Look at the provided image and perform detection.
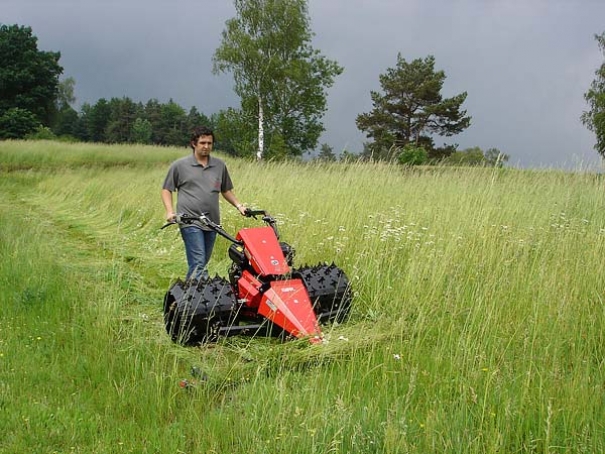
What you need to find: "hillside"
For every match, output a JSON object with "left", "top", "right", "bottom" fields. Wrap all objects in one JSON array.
[{"left": 2, "top": 140, "right": 605, "bottom": 453}]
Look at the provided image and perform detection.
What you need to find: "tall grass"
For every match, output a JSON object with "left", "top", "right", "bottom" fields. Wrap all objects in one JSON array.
[{"left": 1, "top": 140, "right": 605, "bottom": 453}]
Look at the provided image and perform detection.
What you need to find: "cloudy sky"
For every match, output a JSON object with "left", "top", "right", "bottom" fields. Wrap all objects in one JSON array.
[{"left": 4, "top": 0, "right": 605, "bottom": 169}]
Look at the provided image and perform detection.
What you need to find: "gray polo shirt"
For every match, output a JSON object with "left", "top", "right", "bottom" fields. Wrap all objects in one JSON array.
[{"left": 162, "top": 154, "right": 234, "bottom": 228}]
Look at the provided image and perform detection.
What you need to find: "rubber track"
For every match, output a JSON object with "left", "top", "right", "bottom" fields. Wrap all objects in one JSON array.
[
  {"left": 292, "top": 263, "right": 352, "bottom": 323},
  {"left": 163, "top": 275, "right": 236, "bottom": 345}
]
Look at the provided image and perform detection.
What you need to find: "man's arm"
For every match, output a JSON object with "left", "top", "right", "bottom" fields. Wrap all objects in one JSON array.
[
  {"left": 222, "top": 190, "right": 247, "bottom": 216},
  {"left": 161, "top": 189, "right": 176, "bottom": 222}
]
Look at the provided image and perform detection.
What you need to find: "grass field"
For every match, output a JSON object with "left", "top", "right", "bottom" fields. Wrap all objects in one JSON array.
[{"left": 1, "top": 140, "right": 605, "bottom": 453}]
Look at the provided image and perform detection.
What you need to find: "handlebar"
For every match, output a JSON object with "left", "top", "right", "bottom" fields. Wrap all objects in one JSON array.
[
  {"left": 160, "top": 209, "right": 280, "bottom": 241},
  {"left": 161, "top": 213, "right": 240, "bottom": 244},
  {"left": 244, "top": 209, "right": 280, "bottom": 238}
]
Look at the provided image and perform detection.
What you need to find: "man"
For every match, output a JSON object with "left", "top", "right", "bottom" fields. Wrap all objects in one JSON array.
[{"left": 162, "top": 126, "right": 247, "bottom": 282}]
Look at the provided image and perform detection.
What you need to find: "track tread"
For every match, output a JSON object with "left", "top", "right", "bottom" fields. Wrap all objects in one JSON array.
[
  {"left": 292, "top": 262, "right": 352, "bottom": 323},
  {"left": 163, "top": 275, "right": 236, "bottom": 345}
]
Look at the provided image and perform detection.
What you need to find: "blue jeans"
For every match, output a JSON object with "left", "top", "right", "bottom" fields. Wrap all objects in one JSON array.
[{"left": 180, "top": 226, "right": 217, "bottom": 281}]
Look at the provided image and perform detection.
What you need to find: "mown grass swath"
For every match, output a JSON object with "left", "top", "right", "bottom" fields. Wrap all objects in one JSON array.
[{"left": 1, "top": 140, "right": 604, "bottom": 453}]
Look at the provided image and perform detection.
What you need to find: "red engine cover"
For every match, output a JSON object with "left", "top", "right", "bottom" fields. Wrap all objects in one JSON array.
[{"left": 237, "top": 226, "right": 290, "bottom": 276}]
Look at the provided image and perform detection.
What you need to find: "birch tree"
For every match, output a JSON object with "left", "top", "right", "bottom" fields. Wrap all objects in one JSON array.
[{"left": 213, "top": 0, "right": 342, "bottom": 159}]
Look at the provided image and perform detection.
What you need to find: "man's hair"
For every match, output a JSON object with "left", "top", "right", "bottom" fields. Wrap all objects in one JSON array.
[{"left": 190, "top": 126, "right": 215, "bottom": 149}]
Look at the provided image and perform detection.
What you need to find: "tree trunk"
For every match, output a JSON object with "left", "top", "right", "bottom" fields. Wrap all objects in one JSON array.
[{"left": 257, "top": 96, "right": 264, "bottom": 160}]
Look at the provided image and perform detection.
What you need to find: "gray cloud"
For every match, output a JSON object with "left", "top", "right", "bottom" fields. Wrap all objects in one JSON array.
[{"left": 4, "top": 0, "right": 604, "bottom": 168}]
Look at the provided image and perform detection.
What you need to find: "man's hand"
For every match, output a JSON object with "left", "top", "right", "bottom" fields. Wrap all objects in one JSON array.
[{"left": 236, "top": 204, "right": 247, "bottom": 216}]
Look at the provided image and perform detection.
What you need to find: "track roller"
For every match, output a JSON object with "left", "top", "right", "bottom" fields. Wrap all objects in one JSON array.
[{"left": 163, "top": 276, "right": 236, "bottom": 345}]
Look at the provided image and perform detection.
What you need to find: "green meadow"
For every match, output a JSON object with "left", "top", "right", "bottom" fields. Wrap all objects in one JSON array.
[{"left": 1, "top": 140, "right": 605, "bottom": 453}]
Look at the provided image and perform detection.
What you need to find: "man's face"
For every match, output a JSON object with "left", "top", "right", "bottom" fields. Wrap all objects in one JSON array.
[{"left": 193, "top": 135, "right": 213, "bottom": 157}]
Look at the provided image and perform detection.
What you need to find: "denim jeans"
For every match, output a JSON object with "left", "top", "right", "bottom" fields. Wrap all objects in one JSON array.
[{"left": 180, "top": 226, "right": 217, "bottom": 281}]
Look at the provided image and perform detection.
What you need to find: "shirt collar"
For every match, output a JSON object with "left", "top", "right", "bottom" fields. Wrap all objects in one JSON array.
[{"left": 189, "top": 153, "right": 213, "bottom": 168}]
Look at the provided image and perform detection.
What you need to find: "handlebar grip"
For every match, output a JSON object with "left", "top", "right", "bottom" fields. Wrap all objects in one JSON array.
[
  {"left": 244, "top": 209, "right": 266, "bottom": 218},
  {"left": 177, "top": 214, "right": 191, "bottom": 223}
]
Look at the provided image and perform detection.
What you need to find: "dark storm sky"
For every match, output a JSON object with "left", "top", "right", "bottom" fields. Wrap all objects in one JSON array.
[{"left": 4, "top": 0, "right": 605, "bottom": 169}]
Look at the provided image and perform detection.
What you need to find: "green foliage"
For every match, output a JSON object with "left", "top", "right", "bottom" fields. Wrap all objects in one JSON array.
[
  {"left": 429, "top": 141, "right": 458, "bottom": 161},
  {"left": 214, "top": 107, "right": 257, "bottom": 157},
  {"left": 105, "top": 97, "right": 140, "bottom": 143},
  {"left": 0, "top": 24, "right": 63, "bottom": 125},
  {"left": 442, "top": 146, "right": 510, "bottom": 167},
  {"left": 52, "top": 104, "right": 81, "bottom": 138},
  {"left": 0, "top": 107, "right": 41, "bottom": 139},
  {"left": 359, "top": 142, "right": 401, "bottom": 162},
  {"left": 156, "top": 100, "right": 188, "bottom": 146},
  {"left": 55, "top": 76, "right": 76, "bottom": 109},
  {"left": 80, "top": 98, "right": 111, "bottom": 142},
  {"left": 397, "top": 143, "right": 428, "bottom": 166},
  {"left": 484, "top": 147, "right": 509, "bottom": 167},
  {"left": 74, "top": 97, "right": 200, "bottom": 147},
  {"left": 444, "top": 146, "right": 486, "bottom": 166},
  {"left": 316, "top": 143, "right": 336, "bottom": 162},
  {"left": 186, "top": 106, "right": 212, "bottom": 136},
  {"left": 339, "top": 149, "right": 357, "bottom": 162},
  {"left": 131, "top": 118, "right": 153, "bottom": 144},
  {"left": 265, "top": 131, "right": 289, "bottom": 160},
  {"left": 356, "top": 54, "right": 471, "bottom": 154},
  {"left": 213, "top": 0, "right": 343, "bottom": 158},
  {"left": 581, "top": 31, "right": 605, "bottom": 157},
  {"left": 144, "top": 98, "right": 164, "bottom": 143},
  {"left": 25, "top": 125, "right": 56, "bottom": 140}
]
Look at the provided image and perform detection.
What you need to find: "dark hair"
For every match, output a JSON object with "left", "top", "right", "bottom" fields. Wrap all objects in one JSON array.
[{"left": 190, "top": 126, "right": 215, "bottom": 149}]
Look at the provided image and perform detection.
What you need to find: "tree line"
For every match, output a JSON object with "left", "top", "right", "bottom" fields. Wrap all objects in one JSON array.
[
  {"left": 2, "top": 3, "right": 604, "bottom": 165},
  {"left": 53, "top": 95, "right": 214, "bottom": 148}
]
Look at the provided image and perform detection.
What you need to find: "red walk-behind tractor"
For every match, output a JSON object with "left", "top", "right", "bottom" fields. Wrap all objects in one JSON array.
[{"left": 162, "top": 210, "right": 352, "bottom": 345}]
